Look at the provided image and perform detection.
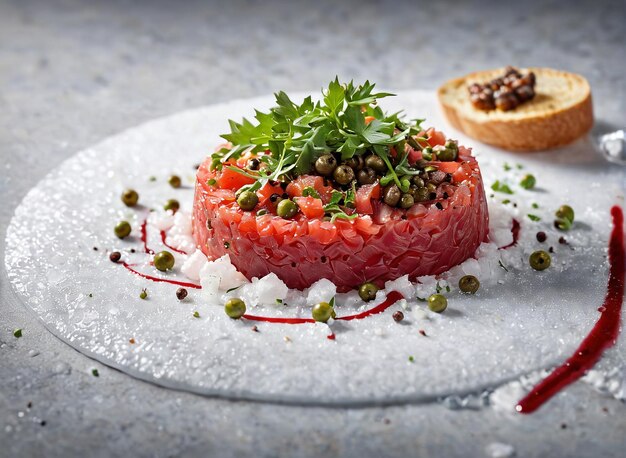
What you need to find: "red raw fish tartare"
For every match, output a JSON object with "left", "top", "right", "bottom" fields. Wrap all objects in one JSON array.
[{"left": 192, "top": 80, "right": 489, "bottom": 292}]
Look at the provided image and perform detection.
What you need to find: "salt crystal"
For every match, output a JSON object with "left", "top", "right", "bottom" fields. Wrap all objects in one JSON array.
[
  {"left": 384, "top": 275, "right": 415, "bottom": 299},
  {"left": 181, "top": 250, "right": 208, "bottom": 281},
  {"left": 199, "top": 254, "right": 248, "bottom": 291},
  {"left": 254, "top": 273, "right": 289, "bottom": 305},
  {"left": 306, "top": 278, "right": 337, "bottom": 305}
]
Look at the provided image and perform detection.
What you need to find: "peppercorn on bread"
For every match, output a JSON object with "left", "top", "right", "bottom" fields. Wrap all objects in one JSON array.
[{"left": 438, "top": 67, "right": 593, "bottom": 151}]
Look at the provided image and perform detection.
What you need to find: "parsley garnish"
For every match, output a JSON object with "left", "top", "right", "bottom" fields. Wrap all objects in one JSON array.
[
  {"left": 212, "top": 79, "right": 424, "bottom": 193},
  {"left": 491, "top": 180, "right": 514, "bottom": 195},
  {"left": 527, "top": 214, "right": 541, "bottom": 222}
]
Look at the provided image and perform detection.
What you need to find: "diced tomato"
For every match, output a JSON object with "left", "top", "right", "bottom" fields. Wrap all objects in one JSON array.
[
  {"left": 294, "top": 197, "right": 325, "bottom": 219},
  {"left": 426, "top": 128, "right": 446, "bottom": 147},
  {"left": 355, "top": 183, "right": 381, "bottom": 215},
  {"left": 238, "top": 212, "right": 257, "bottom": 233},
  {"left": 308, "top": 219, "right": 337, "bottom": 244},
  {"left": 437, "top": 161, "right": 460, "bottom": 174},
  {"left": 452, "top": 162, "right": 473, "bottom": 183},
  {"left": 353, "top": 215, "right": 381, "bottom": 235},
  {"left": 216, "top": 167, "right": 256, "bottom": 190},
  {"left": 286, "top": 176, "right": 335, "bottom": 203},
  {"left": 407, "top": 146, "right": 420, "bottom": 164},
  {"left": 257, "top": 181, "right": 284, "bottom": 206}
]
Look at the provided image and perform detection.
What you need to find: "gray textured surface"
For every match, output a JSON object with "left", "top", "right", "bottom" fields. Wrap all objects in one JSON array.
[{"left": 0, "top": 0, "right": 624, "bottom": 457}]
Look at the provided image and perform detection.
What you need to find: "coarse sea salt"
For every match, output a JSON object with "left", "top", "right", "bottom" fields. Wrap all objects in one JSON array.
[{"left": 167, "top": 197, "right": 516, "bottom": 308}]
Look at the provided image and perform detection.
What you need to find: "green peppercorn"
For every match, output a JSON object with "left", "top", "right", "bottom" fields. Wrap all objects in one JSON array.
[
  {"left": 458, "top": 275, "right": 480, "bottom": 294},
  {"left": 333, "top": 164, "right": 355, "bottom": 185},
  {"left": 314, "top": 154, "right": 337, "bottom": 176},
  {"left": 358, "top": 282, "right": 379, "bottom": 302},
  {"left": 529, "top": 250, "right": 551, "bottom": 271},
  {"left": 437, "top": 145, "right": 457, "bottom": 162},
  {"left": 164, "top": 199, "right": 180, "bottom": 212},
  {"left": 428, "top": 294, "right": 448, "bottom": 313},
  {"left": 168, "top": 175, "right": 182, "bottom": 188},
  {"left": 412, "top": 176, "right": 425, "bottom": 188},
  {"left": 357, "top": 167, "right": 377, "bottom": 185},
  {"left": 365, "top": 154, "right": 386, "bottom": 173},
  {"left": 114, "top": 221, "right": 132, "bottom": 239},
  {"left": 520, "top": 174, "right": 536, "bottom": 190},
  {"left": 312, "top": 301, "right": 334, "bottom": 323},
  {"left": 225, "top": 298, "right": 246, "bottom": 319},
  {"left": 237, "top": 190, "right": 259, "bottom": 211},
  {"left": 421, "top": 147, "right": 433, "bottom": 161},
  {"left": 399, "top": 193, "right": 415, "bottom": 209},
  {"left": 414, "top": 187, "right": 430, "bottom": 202},
  {"left": 277, "top": 199, "right": 298, "bottom": 219},
  {"left": 154, "top": 250, "right": 175, "bottom": 272},
  {"left": 121, "top": 189, "right": 139, "bottom": 207},
  {"left": 383, "top": 184, "right": 401, "bottom": 206},
  {"left": 555, "top": 205, "right": 575, "bottom": 230}
]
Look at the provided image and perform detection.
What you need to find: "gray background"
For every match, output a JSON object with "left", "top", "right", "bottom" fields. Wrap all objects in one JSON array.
[{"left": 1, "top": 0, "right": 624, "bottom": 457}]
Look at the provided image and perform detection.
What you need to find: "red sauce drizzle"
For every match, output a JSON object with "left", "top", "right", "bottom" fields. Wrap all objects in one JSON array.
[
  {"left": 242, "top": 291, "right": 404, "bottom": 324},
  {"left": 160, "top": 230, "right": 187, "bottom": 255},
  {"left": 500, "top": 218, "right": 521, "bottom": 250},
  {"left": 140, "top": 220, "right": 154, "bottom": 255},
  {"left": 122, "top": 262, "right": 201, "bottom": 289},
  {"left": 516, "top": 205, "right": 625, "bottom": 414}
]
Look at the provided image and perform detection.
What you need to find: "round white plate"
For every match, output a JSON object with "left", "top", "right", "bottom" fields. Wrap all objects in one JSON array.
[{"left": 5, "top": 91, "right": 624, "bottom": 405}]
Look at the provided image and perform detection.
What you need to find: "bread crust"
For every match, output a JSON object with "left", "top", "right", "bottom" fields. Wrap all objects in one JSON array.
[{"left": 437, "top": 68, "right": 594, "bottom": 151}]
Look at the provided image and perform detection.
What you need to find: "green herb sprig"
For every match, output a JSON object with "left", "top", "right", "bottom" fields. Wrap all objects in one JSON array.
[{"left": 213, "top": 79, "right": 424, "bottom": 194}]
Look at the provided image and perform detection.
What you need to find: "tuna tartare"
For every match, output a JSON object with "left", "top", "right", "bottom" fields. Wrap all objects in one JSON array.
[{"left": 192, "top": 80, "right": 489, "bottom": 292}]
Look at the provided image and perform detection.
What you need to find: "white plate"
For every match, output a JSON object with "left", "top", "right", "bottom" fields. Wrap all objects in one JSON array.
[{"left": 5, "top": 91, "right": 624, "bottom": 405}]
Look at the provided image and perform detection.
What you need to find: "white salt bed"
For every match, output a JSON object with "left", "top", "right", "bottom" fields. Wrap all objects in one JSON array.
[{"left": 6, "top": 90, "right": 623, "bottom": 406}]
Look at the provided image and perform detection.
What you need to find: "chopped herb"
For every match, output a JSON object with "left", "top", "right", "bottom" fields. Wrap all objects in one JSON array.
[
  {"left": 193, "top": 311, "right": 200, "bottom": 318},
  {"left": 226, "top": 286, "right": 241, "bottom": 293},
  {"left": 408, "top": 356, "right": 415, "bottom": 363},
  {"left": 498, "top": 260, "right": 509, "bottom": 272},
  {"left": 302, "top": 186, "right": 320, "bottom": 198},
  {"left": 139, "top": 288, "right": 148, "bottom": 300},
  {"left": 329, "top": 297, "right": 336, "bottom": 308},
  {"left": 149, "top": 176, "right": 156, "bottom": 182},
  {"left": 211, "top": 79, "right": 424, "bottom": 191},
  {"left": 276, "top": 298, "right": 283, "bottom": 304},
  {"left": 503, "top": 162, "right": 512, "bottom": 171},
  {"left": 491, "top": 180, "right": 514, "bottom": 194},
  {"left": 516, "top": 164, "right": 523, "bottom": 170},
  {"left": 502, "top": 199, "right": 511, "bottom": 205},
  {"left": 445, "top": 285, "right": 451, "bottom": 293},
  {"left": 532, "top": 202, "right": 539, "bottom": 209},
  {"left": 13, "top": 328, "right": 22, "bottom": 338},
  {"left": 207, "top": 178, "right": 217, "bottom": 186},
  {"left": 88, "top": 293, "right": 93, "bottom": 298},
  {"left": 91, "top": 369, "right": 99, "bottom": 377},
  {"left": 527, "top": 214, "right": 541, "bottom": 222}
]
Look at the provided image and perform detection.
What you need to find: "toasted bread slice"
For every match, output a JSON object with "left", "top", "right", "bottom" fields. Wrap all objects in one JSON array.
[{"left": 438, "top": 67, "right": 593, "bottom": 151}]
